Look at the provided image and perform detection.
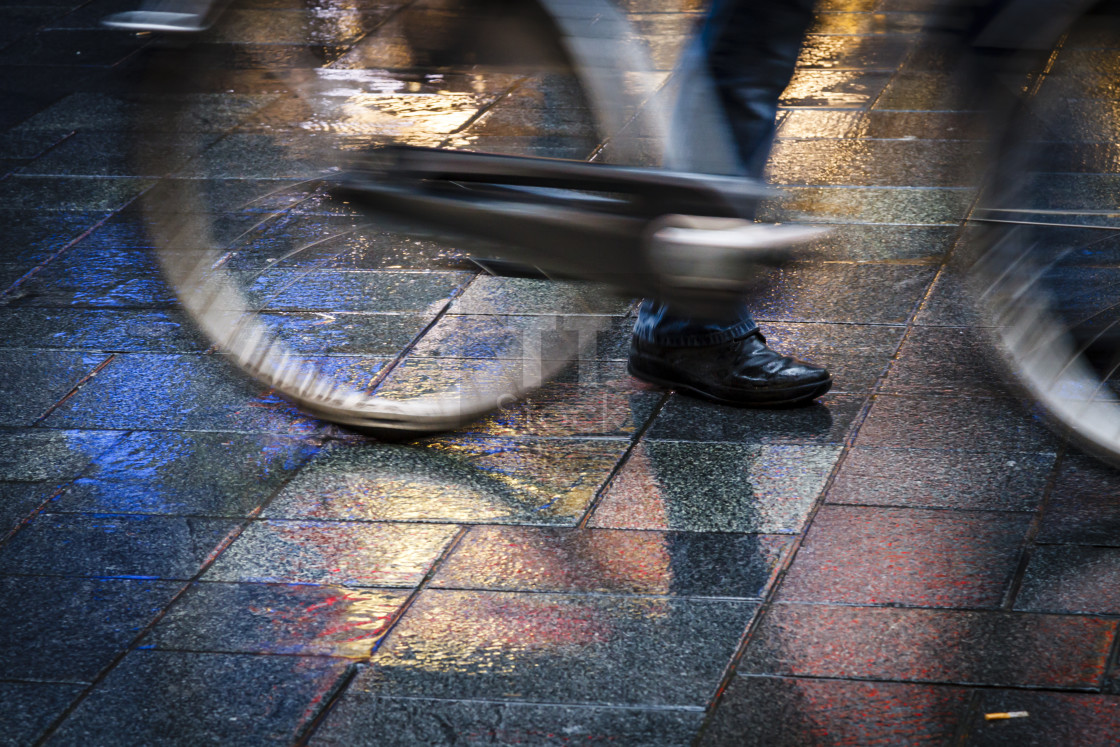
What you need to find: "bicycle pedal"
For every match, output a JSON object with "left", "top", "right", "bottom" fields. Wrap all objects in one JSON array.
[{"left": 648, "top": 215, "right": 830, "bottom": 287}]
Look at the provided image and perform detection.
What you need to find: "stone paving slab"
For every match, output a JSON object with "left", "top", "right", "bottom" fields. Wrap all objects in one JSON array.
[{"left": 4, "top": 0, "right": 1120, "bottom": 744}]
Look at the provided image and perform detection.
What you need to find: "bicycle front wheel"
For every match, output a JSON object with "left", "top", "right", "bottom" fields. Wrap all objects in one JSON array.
[{"left": 134, "top": 0, "right": 678, "bottom": 435}]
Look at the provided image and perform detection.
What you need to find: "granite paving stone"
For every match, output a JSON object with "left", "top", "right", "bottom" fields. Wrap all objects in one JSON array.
[
  {"left": 827, "top": 447, "right": 1056, "bottom": 510},
  {"left": 18, "top": 131, "right": 213, "bottom": 178},
  {"left": 448, "top": 275, "right": 633, "bottom": 316},
  {"left": 265, "top": 438, "right": 628, "bottom": 525},
  {"left": 41, "top": 354, "right": 326, "bottom": 434},
  {"left": 1036, "top": 453, "right": 1120, "bottom": 546},
  {"left": 356, "top": 589, "right": 757, "bottom": 707},
  {"left": 760, "top": 186, "right": 973, "bottom": 225},
  {"left": 1015, "top": 546, "right": 1120, "bottom": 615},
  {"left": 242, "top": 269, "right": 471, "bottom": 313},
  {"left": 796, "top": 34, "right": 913, "bottom": 70},
  {"left": 749, "top": 263, "right": 937, "bottom": 324},
  {"left": 855, "top": 394, "right": 1061, "bottom": 452},
  {"left": 431, "top": 526, "right": 793, "bottom": 598},
  {"left": 53, "top": 431, "right": 320, "bottom": 517},
  {"left": 144, "top": 581, "right": 410, "bottom": 657},
  {"left": 0, "top": 428, "right": 123, "bottom": 481},
  {"left": 780, "top": 70, "right": 893, "bottom": 108},
  {"left": 778, "top": 505, "right": 1032, "bottom": 608},
  {"left": 203, "top": 519, "right": 459, "bottom": 587},
  {"left": 777, "top": 110, "right": 983, "bottom": 140},
  {"left": 461, "top": 381, "right": 664, "bottom": 439},
  {"left": 0, "top": 29, "right": 146, "bottom": 67},
  {"left": 645, "top": 393, "right": 861, "bottom": 444},
  {"left": 0, "top": 309, "right": 210, "bottom": 352},
  {"left": 408, "top": 313, "right": 630, "bottom": 361},
  {"left": 0, "top": 513, "right": 239, "bottom": 579},
  {"left": 809, "top": 10, "right": 928, "bottom": 35},
  {"left": 590, "top": 441, "right": 841, "bottom": 534},
  {"left": 911, "top": 268, "right": 984, "bottom": 326},
  {"left": 0, "top": 575, "right": 179, "bottom": 681},
  {"left": 251, "top": 311, "right": 431, "bottom": 356},
  {"left": 0, "top": 682, "right": 85, "bottom": 747},
  {"left": 176, "top": 133, "right": 333, "bottom": 180},
  {"left": 0, "top": 350, "right": 108, "bottom": 426},
  {"left": 882, "top": 326, "right": 1011, "bottom": 396},
  {"left": 795, "top": 224, "right": 957, "bottom": 262},
  {"left": 9, "top": 91, "right": 276, "bottom": 134},
  {"left": 701, "top": 676, "right": 968, "bottom": 746},
  {"left": 739, "top": 603, "right": 1116, "bottom": 688},
  {"left": 48, "top": 650, "right": 350, "bottom": 747},
  {"left": 874, "top": 71, "right": 969, "bottom": 111},
  {"left": 1, "top": 244, "right": 176, "bottom": 308},
  {"left": 0, "top": 210, "right": 108, "bottom": 266},
  {"left": 0, "top": 175, "right": 151, "bottom": 212},
  {"left": 767, "top": 139, "right": 980, "bottom": 187},
  {"left": 0, "top": 481, "right": 59, "bottom": 537},
  {"left": 0, "top": 264, "right": 29, "bottom": 294},
  {"left": 312, "top": 695, "right": 703, "bottom": 746}
]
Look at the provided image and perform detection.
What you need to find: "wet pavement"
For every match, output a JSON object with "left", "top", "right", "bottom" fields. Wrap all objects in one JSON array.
[{"left": 4, "top": 0, "right": 1120, "bottom": 745}]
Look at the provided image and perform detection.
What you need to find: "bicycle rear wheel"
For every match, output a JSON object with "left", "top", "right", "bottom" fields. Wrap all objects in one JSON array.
[
  {"left": 967, "top": 1, "right": 1120, "bottom": 465},
  {"left": 135, "top": 0, "right": 677, "bottom": 435}
]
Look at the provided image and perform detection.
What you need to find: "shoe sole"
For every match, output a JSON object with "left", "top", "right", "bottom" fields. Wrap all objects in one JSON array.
[{"left": 628, "top": 361, "right": 832, "bottom": 408}]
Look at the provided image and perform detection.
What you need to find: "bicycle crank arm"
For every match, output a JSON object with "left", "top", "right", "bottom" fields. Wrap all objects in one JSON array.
[
  {"left": 334, "top": 171, "right": 827, "bottom": 321},
  {"left": 346, "top": 145, "right": 775, "bottom": 219}
]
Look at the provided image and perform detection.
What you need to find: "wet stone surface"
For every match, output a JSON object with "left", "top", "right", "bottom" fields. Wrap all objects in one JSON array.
[
  {"left": 778, "top": 505, "right": 1032, "bottom": 608},
  {"left": 1036, "top": 454, "right": 1120, "bottom": 546},
  {"left": 48, "top": 650, "right": 350, "bottom": 747},
  {"left": 265, "top": 438, "right": 628, "bottom": 525},
  {"left": 54, "top": 431, "right": 320, "bottom": 517},
  {"left": 0, "top": 350, "right": 108, "bottom": 426},
  {"left": 204, "top": 519, "right": 459, "bottom": 587},
  {"left": 358, "top": 589, "right": 757, "bottom": 707},
  {"left": 0, "top": 575, "right": 180, "bottom": 682},
  {"left": 431, "top": 526, "right": 793, "bottom": 598},
  {"left": 6, "top": 0, "right": 1120, "bottom": 742},
  {"left": 145, "top": 581, "right": 410, "bottom": 657},
  {"left": 644, "top": 393, "right": 862, "bottom": 445},
  {"left": 41, "top": 354, "right": 327, "bottom": 434},
  {"left": 967, "top": 690, "right": 1120, "bottom": 746},
  {"left": 740, "top": 603, "right": 1116, "bottom": 688},
  {"left": 0, "top": 513, "right": 239, "bottom": 579},
  {"left": 590, "top": 441, "right": 841, "bottom": 533},
  {"left": 702, "top": 676, "right": 968, "bottom": 747},
  {"left": 1015, "top": 545, "right": 1120, "bottom": 615},
  {"left": 855, "top": 395, "right": 1061, "bottom": 453},
  {"left": 312, "top": 694, "right": 704, "bottom": 747},
  {"left": 827, "top": 447, "right": 1056, "bottom": 511},
  {"left": 0, "top": 681, "right": 85, "bottom": 747}
]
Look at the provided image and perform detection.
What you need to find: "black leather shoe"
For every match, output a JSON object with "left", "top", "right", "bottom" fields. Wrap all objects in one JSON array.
[{"left": 628, "top": 329, "right": 831, "bottom": 407}]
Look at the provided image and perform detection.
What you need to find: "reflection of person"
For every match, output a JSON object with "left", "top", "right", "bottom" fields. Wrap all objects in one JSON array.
[{"left": 628, "top": 0, "right": 832, "bottom": 407}]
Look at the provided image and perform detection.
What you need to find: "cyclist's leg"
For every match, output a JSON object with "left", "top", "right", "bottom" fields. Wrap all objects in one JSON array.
[{"left": 630, "top": 0, "right": 830, "bottom": 407}]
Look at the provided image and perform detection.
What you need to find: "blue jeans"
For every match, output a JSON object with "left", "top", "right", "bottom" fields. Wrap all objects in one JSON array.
[{"left": 634, "top": 0, "right": 815, "bottom": 347}]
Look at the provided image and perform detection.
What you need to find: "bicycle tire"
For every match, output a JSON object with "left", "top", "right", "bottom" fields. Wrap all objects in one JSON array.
[{"left": 966, "top": 1, "right": 1120, "bottom": 465}]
